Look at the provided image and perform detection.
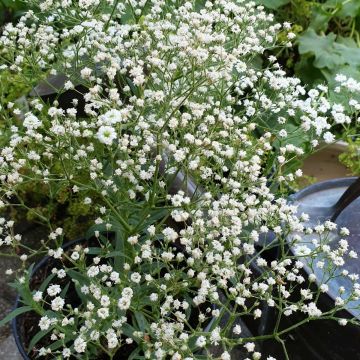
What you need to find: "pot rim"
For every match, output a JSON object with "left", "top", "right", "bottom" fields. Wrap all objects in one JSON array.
[
  {"left": 11, "top": 236, "right": 217, "bottom": 359},
  {"left": 12, "top": 237, "right": 84, "bottom": 360},
  {"left": 288, "top": 177, "right": 359, "bottom": 318}
]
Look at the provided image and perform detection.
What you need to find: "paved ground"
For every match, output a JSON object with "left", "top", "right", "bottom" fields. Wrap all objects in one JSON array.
[
  {"left": 0, "top": 335, "right": 22, "bottom": 360},
  {"left": 0, "top": 223, "right": 48, "bottom": 360},
  {"left": 0, "top": 271, "right": 22, "bottom": 359}
]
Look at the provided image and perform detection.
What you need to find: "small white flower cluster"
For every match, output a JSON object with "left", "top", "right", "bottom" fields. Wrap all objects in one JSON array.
[{"left": 0, "top": 0, "right": 359, "bottom": 359}]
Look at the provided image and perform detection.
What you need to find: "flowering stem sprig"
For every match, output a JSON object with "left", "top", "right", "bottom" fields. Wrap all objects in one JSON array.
[{"left": 0, "top": 0, "right": 360, "bottom": 359}]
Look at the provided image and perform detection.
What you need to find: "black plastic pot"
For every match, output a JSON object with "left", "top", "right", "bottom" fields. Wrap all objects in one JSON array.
[
  {"left": 289, "top": 177, "right": 360, "bottom": 317},
  {"left": 12, "top": 238, "right": 83, "bottom": 360},
  {"left": 261, "top": 177, "right": 360, "bottom": 359},
  {"left": 11, "top": 236, "right": 220, "bottom": 359}
]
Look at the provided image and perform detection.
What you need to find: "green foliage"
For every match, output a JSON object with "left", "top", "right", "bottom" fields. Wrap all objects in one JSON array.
[
  {"left": 256, "top": 0, "right": 360, "bottom": 173},
  {"left": 0, "top": 0, "right": 28, "bottom": 26},
  {"left": 339, "top": 137, "right": 360, "bottom": 175},
  {"left": 299, "top": 30, "right": 342, "bottom": 69},
  {"left": 0, "top": 70, "right": 31, "bottom": 104},
  {"left": 257, "top": 0, "right": 360, "bottom": 93},
  {"left": 255, "top": 0, "right": 290, "bottom": 10},
  {"left": 11, "top": 176, "right": 98, "bottom": 240}
]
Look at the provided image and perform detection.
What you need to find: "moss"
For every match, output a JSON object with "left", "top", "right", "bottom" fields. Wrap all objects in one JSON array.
[
  {"left": 0, "top": 70, "right": 31, "bottom": 104},
  {"left": 339, "top": 138, "right": 360, "bottom": 175}
]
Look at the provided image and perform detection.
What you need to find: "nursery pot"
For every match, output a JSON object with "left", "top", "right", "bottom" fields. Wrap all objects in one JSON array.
[
  {"left": 12, "top": 237, "right": 83, "bottom": 360},
  {"left": 11, "top": 237, "right": 140, "bottom": 360},
  {"left": 276, "top": 177, "right": 360, "bottom": 359},
  {"left": 11, "top": 236, "right": 219, "bottom": 360},
  {"left": 162, "top": 162, "right": 360, "bottom": 358},
  {"left": 251, "top": 177, "right": 360, "bottom": 359}
]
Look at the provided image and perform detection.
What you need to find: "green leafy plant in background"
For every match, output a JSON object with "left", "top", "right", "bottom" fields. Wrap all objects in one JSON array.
[
  {"left": 255, "top": 0, "right": 360, "bottom": 177},
  {"left": 0, "top": 0, "right": 29, "bottom": 27},
  {"left": 255, "top": 0, "right": 360, "bottom": 95},
  {"left": 339, "top": 136, "right": 360, "bottom": 175},
  {"left": 0, "top": 0, "right": 99, "bottom": 241}
]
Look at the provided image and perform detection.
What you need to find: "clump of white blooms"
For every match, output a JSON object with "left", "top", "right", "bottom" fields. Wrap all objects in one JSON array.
[{"left": 0, "top": 0, "right": 360, "bottom": 359}]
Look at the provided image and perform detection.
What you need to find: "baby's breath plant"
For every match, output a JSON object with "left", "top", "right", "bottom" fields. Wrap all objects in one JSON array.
[{"left": 0, "top": 0, "right": 360, "bottom": 359}]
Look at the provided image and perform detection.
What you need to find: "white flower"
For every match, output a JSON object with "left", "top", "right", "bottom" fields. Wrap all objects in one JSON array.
[
  {"left": 80, "top": 67, "right": 92, "bottom": 79},
  {"left": 87, "top": 266, "right": 99, "bottom": 277},
  {"left": 305, "top": 302, "right": 322, "bottom": 317},
  {"left": 340, "top": 227, "right": 350, "bottom": 236},
  {"left": 90, "top": 331, "right": 100, "bottom": 341},
  {"left": 106, "top": 330, "right": 119, "bottom": 349},
  {"left": 278, "top": 129, "right": 287, "bottom": 138},
  {"left": 323, "top": 131, "right": 335, "bottom": 144},
  {"left": 253, "top": 309, "right": 262, "bottom": 319},
  {"left": 127, "top": 235, "right": 139, "bottom": 245},
  {"left": 221, "top": 351, "right": 231, "bottom": 360},
  {"left": 97, "top": 307, "right": 109, "bottom": 319},
  {"left": 349, "top": 250, "right": 358, "bottom": 259},
  {"left": 118, "top": 287, "right": 133, "bottom": 310},
  {"left": 64, "top": 81, "right": 74, "bottom": 90},
  {"left": 335, "top": 74, "right": 347, "bottom": 83},
  {"left": 62, "top": 348, "right": 71, "bottom": 358},
  {"left": 74, "top": 336, "right": 87, "bottom": 353},
  {"left": 244, "top": 342, "right": 255, "bottom": 352},
  {"left": 33, "top": 291, "right": 43, "bottom": 302},
  {"left": 83, "top": 197, "right": 92, "bottom": 205},
  {"left": 210, "top": 327, "right": 221, "bottom": 345},
  {"left": 39, "top": 316, "right": 51, "bottom": 330},
  {"left": 320, "top": 284, "right": 329, "bottom": 293},
  {"left": 101, "top": 295, "right": 110, "bottom": 307},
  {"left": 335, "top": 297, "right": 345, "bottom": 306},
  {"left": 162, "top": 227, "right": 178, "bottom": 242},
  {"left": 71, "top": 251, "right": 80, "bottom": 260},
  {"left": 150, "top": 293, "right": 158, "bottom": 301},
  {"left": 97, "top": 125, "right": 116, "bottom": 145},
  {"left": 23, "top": 113, "right": 41, "bottom": 129},
  {"left": 196, "top": 336, "right": 206, "bottom": 348},
  {"left": 99, "top": 109, "right": 123, "bottom": 125},
  {"left": 51, "top": 296, "right": 65, "bottom": 311},
  {"left": 47, "top": 284, "right": 61, "bottom": 297},
  {"left": 130, "top": 272, "right": 141, "bottom": 283},
  {"left": 338, "top": 319, "right": 348, "bottom": 326},
  {"left": 48, "top": 248, "right": 63, "bottom": 259},
  {"left": 233, "top": 324, "right": 242, "bottom": 335}
]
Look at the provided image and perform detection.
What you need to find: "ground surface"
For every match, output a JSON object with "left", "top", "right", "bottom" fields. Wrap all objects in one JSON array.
[{"left": 0, "top": 223, "right": 48, "bottom": 360}]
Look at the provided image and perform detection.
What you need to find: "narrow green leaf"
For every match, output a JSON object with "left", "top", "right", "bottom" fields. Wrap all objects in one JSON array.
[
  {"left": 121, "top": 323, "right": 137, "bottom": 340},
  {"left": 128, "top": 347, "right": 142, "bottom": 360},
  {"left": 28, "top": 328, "right": 54, "bottom": 350},
  {"left": 85, "top": 224, "right": 108, "bottom": 239},
  {"left": 134, "top": 311, "right": 149, "bottom": 332},
  {"left": 67, "top": 269, "right": 90, "bottom": 285},
  {"left": 86, "top": 247, "right": 102, "bottom": 255},
  {"left": 49, "top": 339, "right": 65, "bottom": 351},
  {"left": 60, "top": 282, "right": 70, "bottom": 298},
  {"left": 105, "top": 251, "right": 132, "bottom": 262},
  {"left": 114, "top": 230, "right": 125, "bottom": 272},
  {"left": 39, "top": 273, "right": 56, "bottom": 292},
  {"left": 0, "top": 306, "right": 32, "bottom": 327}
]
